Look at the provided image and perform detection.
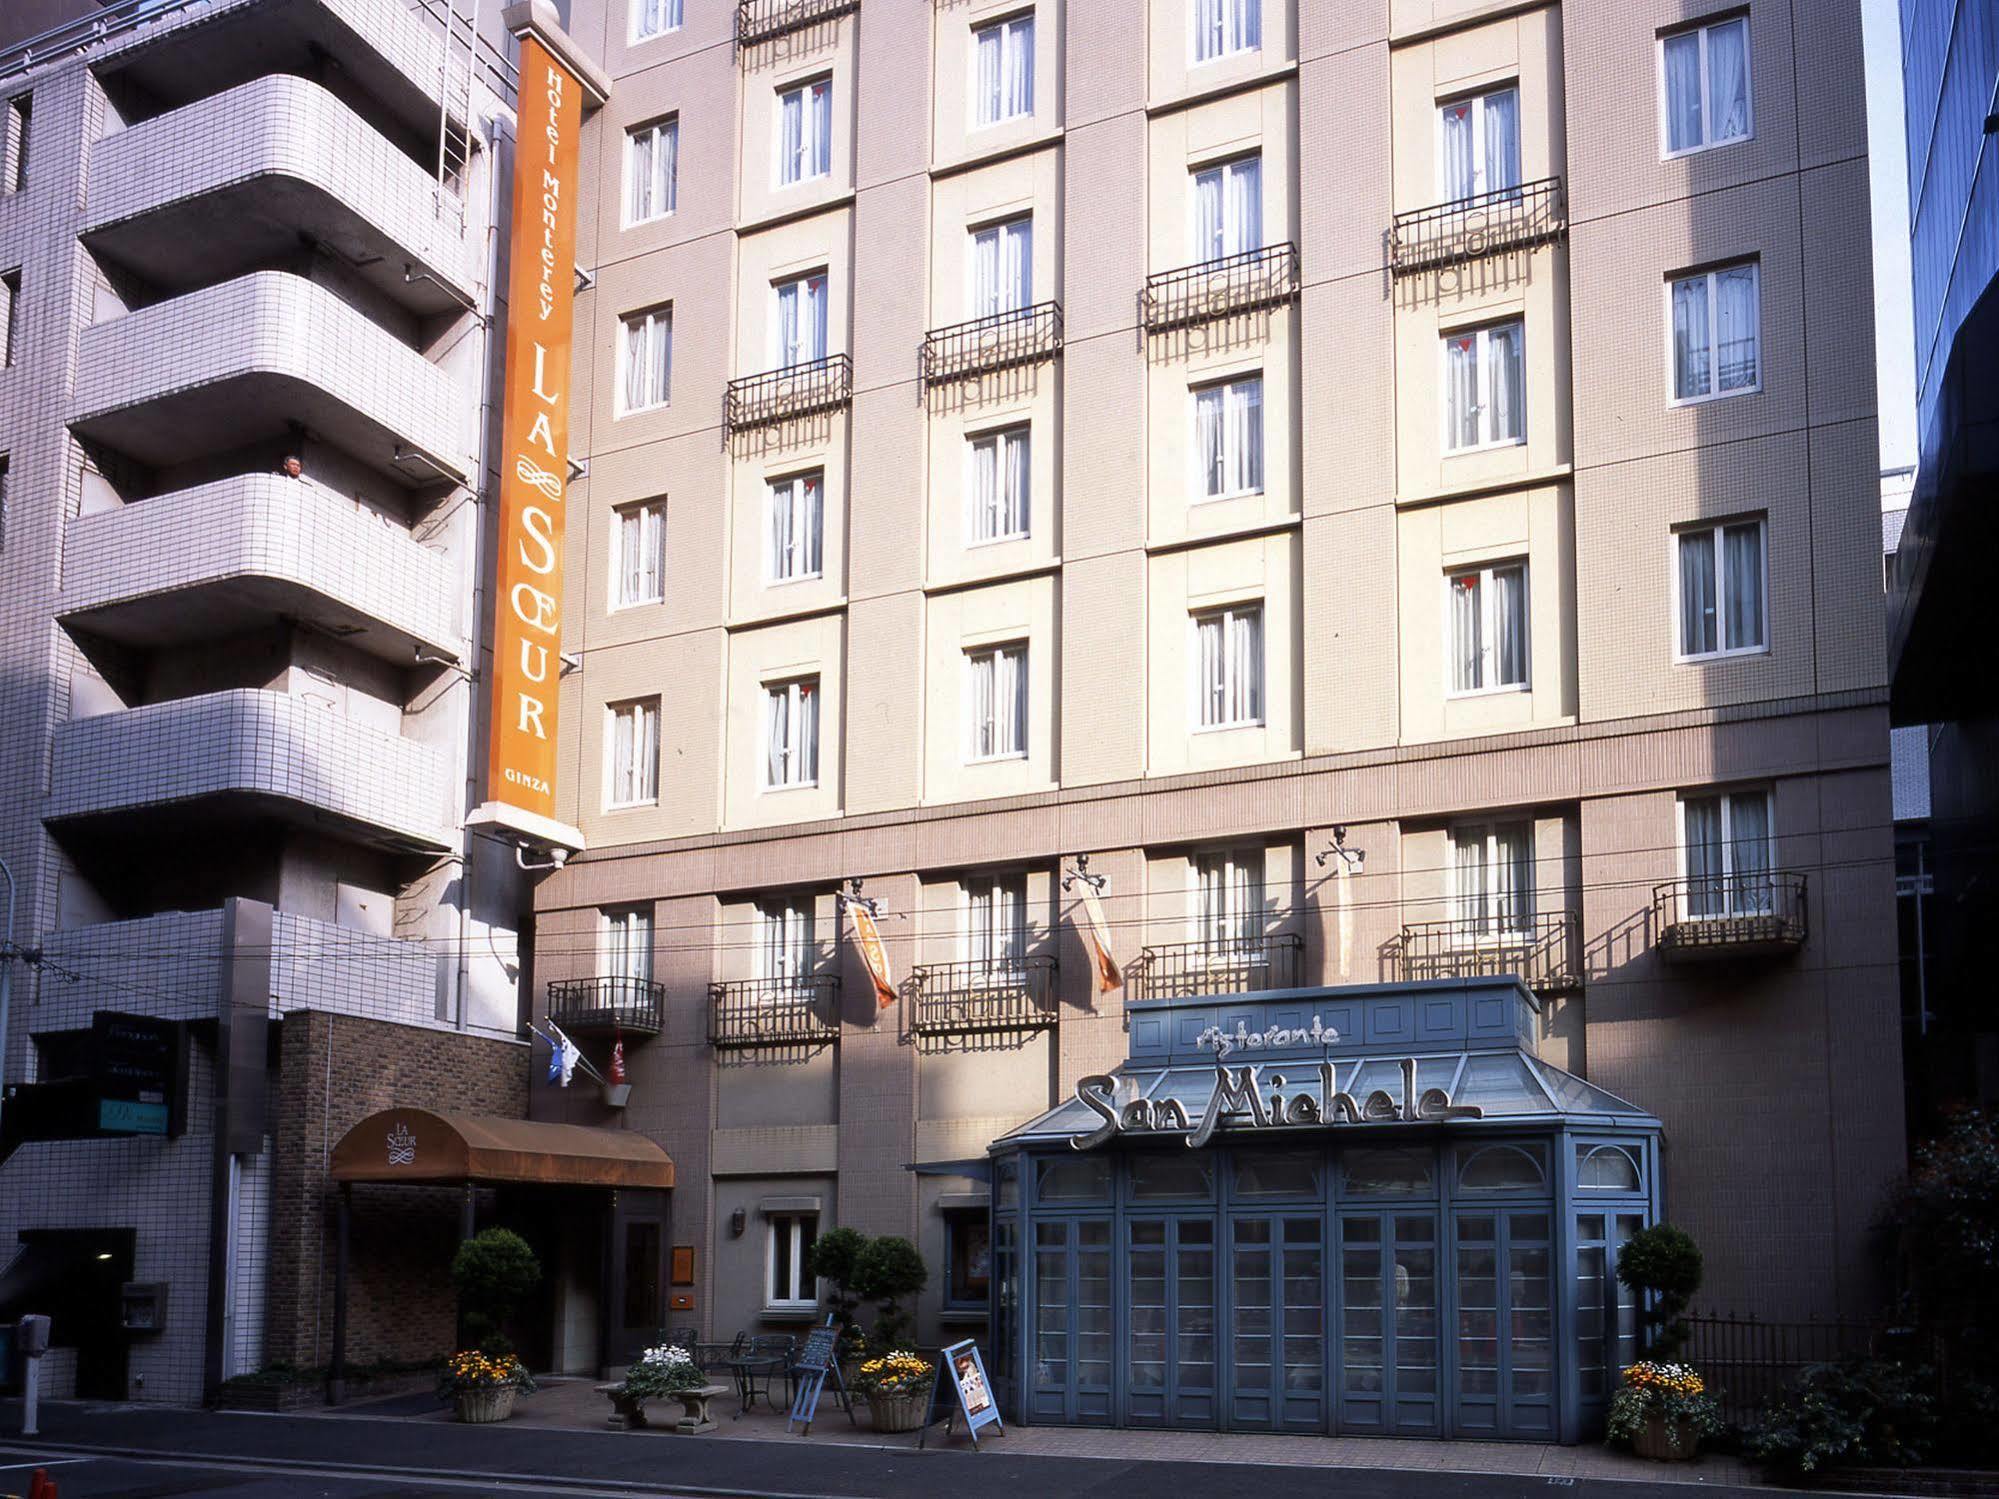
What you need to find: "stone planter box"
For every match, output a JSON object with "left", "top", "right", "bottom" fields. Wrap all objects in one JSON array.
[
  {"left": 867, "top": 1391, "right": 928, "bottom": 1432},
  {"left": 453, "top": 1385, "right": 519, "bottom": 1424}
]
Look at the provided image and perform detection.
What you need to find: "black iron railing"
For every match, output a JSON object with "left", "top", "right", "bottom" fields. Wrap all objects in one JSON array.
[
  {"left": 546, "top": 975, "right": 667, "bottom": 1038},
  {"left": 1389, "top": 178, "right": 1567, "bottom": 278},
  {"left": 909, "top": 956, "right": 1057, "bottom": 1036},
  {"left": 723, "top": 355, "right": 851, "bottom": 443},
  {"left": 1125, "top": 933, "right": 1303, "bottom": 1006},
  {"left": 1653, "top": 872, "right": 1808, "bottom": 961},
  {"left": 1140, "top": 243, "right": 1299, "bottom": 336},
  {"left": 1394, "top": 913, "right": 1580, "bottom": 994},
  {"left": 736, "top": 0, "right": 858, "bottom": 48},
  {"left": 920, "top": 302, "right": 1063, "bottom": 386},
  {"left": 708, "top": 975, "right": 841, "bottom": 1048},
  {"left": 1682, "top": 1311, "right": 1930, "bottom": 1428}
]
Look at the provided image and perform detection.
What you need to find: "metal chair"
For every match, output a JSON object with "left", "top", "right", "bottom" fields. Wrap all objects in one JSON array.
[{"left": 744, "top": 1333, "right": 796, "bottom": 1411}]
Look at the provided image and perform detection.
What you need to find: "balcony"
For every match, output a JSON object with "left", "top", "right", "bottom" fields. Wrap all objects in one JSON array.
[
  {"left": 83, "top": 75, "right": 477, "bottom": 316},
  {"left": 1392, "top": 914, "right": 1581, "bottom": 995},
  {"left": 908, "top": 956, "right": 1057, "bottom": 1038},
  {"left": 709, "top": 976, "right": 841, "bottom": 1048},
  {"left": 58, "top": 476, "right": 461, "bottom": 665},
  {"left": 45, "top": 689, "right": 452, "bottom": 853},
  {"left": 723, "top": 355, "right": 852, "bottom": 445},
  {"left": 1653, "top": 874, "right": 1809, "bottom": 962},
  {"left": 920, "top": 304, "right": 1063, "bottom": 387},
  {"left": 71, "top": 272, "right": 468, "bottom": 487},
  {"left": 1125, "top": 934, "right": 1304, "bottom": 1006},
  {"left": 547, "top": 976, "right": 667, "bottom": 1039},
  {"left": 1140, "top": 243, "right": 1300, "bottom": 336},
  {"left": 736, "top": 0, "right": 858, "bottom": 50},
  {"left": 1389, "top": 178, "right": 1567, "bottom": 279}
]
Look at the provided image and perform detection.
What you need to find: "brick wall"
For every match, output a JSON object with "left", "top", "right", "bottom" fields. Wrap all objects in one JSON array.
[{"left": 264, "top": 1011, "right": 530, "bottom": 1373}]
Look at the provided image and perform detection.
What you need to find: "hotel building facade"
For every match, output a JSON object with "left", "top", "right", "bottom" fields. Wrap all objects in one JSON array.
[{"left": 528, "top": 0, "right": 1906, "bottom": 1439}]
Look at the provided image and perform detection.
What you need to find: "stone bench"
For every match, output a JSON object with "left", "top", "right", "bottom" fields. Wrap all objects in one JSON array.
[{"left": 596, "top": 1380, "right": 730, "bottom": 1434}]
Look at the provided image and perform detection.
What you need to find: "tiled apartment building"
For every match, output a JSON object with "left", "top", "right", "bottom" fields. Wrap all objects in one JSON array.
[{"left": 529, "top": 0, "right": 1904, "bottom": 1429}]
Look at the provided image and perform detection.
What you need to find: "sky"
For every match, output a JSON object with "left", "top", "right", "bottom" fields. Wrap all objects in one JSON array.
[{"left": 1862, "top": 0, "right": 1918, "bottom": 476}]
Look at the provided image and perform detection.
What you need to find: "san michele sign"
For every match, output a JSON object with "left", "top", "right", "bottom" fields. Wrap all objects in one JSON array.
[{"left": 1069, "top": 1057, "right": 1484, "bottom": 1151}]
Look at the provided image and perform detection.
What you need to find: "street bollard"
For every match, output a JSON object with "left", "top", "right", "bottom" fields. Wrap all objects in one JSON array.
[{"left": 17, "top": 1315, "right": 48, "bottom": 1439}]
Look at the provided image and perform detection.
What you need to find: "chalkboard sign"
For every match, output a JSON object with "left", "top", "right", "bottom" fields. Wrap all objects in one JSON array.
[
  {"left": 796, "top": 1322, "right": 839, "bottom": 1372},
  {"left": 786, "top": 1316, "right": 854, "bottom": 1436},
  {"left": 918, "top": 1339, "right": 1002, "bottom": 1449}
]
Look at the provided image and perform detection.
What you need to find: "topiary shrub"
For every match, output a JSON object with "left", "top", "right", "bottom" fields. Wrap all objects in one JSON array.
[
  {"left": 1617, "top": 1223, "right": 1703, "bottom": 1358},
  {"left": 805, "top": 1226, "right": 870, "bottom": 1350},
  {"left": 450, "top": 1227, "right": 541, "bottom": 1357},
  {"left": 853, "top": 1235, "right": 928, "bottom": 1354}
]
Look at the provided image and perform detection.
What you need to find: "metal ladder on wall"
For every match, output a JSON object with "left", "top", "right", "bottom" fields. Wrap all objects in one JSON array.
[{"left": 432, "top": 0, "right": 480, "bottom": 227}]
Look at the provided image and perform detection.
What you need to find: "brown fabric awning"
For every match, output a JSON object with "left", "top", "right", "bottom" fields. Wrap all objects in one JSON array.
[{"left": 330, "top": 1107, "right": 674, "bottom": 1189}]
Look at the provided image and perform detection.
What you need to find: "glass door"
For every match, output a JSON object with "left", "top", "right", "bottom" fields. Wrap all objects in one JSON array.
[
  {"left": 1227, "top": 1214, "right": 1326, "bottom": 1430},
  {"left": 1338, "top": 1212, "right": 1440, "bottom": 1434},
  {"left": 1028, "top": 1218, "right": 1114, "bottom": 1424},
  {"left": 1454, "top": 1210, "right": 1556, "bottom": 1437},
  {"left": 1124, "top": 1218, "right": 1217, "bottom": 1427}
]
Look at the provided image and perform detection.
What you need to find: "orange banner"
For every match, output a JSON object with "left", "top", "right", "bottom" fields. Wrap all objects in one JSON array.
[
  {"left": 487, "top": 35, "right": 583, "bottom": 828},
  {"left": 848, "top": 902, "right": 898, "bottom": 1011},
  {"left": 1078, "top": 884, "right": 1123, "bottom": 994}
]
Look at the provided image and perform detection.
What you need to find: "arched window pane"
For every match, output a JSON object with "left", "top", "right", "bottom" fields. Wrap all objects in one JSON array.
[
  {"left": 1341, "top": 1147, "right": 1435, "bottom": 1196},
  {"left": 1576, "top": 1145, "right": 1643, "bottom": 1192},
  {"left": 1455, "top": 1143, "right": 1548, "bottom": 1192}
]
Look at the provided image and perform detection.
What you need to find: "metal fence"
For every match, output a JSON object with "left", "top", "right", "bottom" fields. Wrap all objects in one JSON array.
[
  {"left": 919, "top": 302, "right": 1063, "bottom": 386},
  {"left": 723, "top": 355, "right": 852, "bottom": 443},
  {"left": 1388, "top": 177, "right": 1567, "bottom": 277},
  {"left": 1680, "top": 1311, "right": 1925, "bottom": 1427},
  {"left": 736, "top": 0, "right": 860, "bottom": 49},
  {"left": 708, "top": 976, "right": 841, "bottom": 1048},
  {"left": 1653, "top": 872, "right": 1808, "bottom": 961},
  {"left": 546, "top": 975, "right": 667, "bottom": 1037},
  {"left": 1125, "top": 933, "right": 1304, "bottom": 1007},
  {"left": 908, "top": 956, "right": 1058, "bottom": 1037},
  {"left": 1140, "top": 242, "right": 1300, "bottom": 335},
  {"left": 1392, "top": 913, "right": 1580, "bottom": 994}
]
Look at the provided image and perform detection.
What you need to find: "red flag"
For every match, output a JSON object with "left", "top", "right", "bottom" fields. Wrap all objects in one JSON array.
[
  {"left": 610, "top": 1032, "right": 627, "bottom": 1085},
  {"left": 1077, "top": 884, "right": 1123, "bottom": 994},
  {"left": 848, "top": 901, "right": 897, "bottom": 1011}
]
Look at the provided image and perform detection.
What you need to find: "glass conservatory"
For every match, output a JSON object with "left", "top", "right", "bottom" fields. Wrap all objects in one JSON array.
[{"left": 985, "top": 977, "right": 1661, "bottom": 1443}]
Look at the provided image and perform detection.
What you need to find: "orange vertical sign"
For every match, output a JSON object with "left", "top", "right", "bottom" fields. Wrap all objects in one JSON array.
[{"left": 488, "top": 35, "right": 583, "bottom": 829}]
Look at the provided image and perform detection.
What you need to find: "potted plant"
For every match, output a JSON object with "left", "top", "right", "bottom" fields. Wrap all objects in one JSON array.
[
  {"left": 1607, "top": 1360, "right": 1722, "bottom": 1459},
  {"left": 852, "top": 1235, "right": 928, "bottom": 1355},
  {"left": 437, "top": 1349, "right": 536, "bottom": 1423},
  {"left": 1615, "top": 1223, "right": 1703, "bottom": 1358},
  {"left": 851, "top": 1349, "right": 934, "bottom": 1432},
  {"left": 450, "top": 1228, "right": 542, "bottom": 1357},
  {"left": 805, "top": 1226, "right": 869, "bottom": 1375}
]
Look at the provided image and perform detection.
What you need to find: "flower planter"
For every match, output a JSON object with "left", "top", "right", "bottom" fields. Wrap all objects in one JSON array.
[
  {"left": 867, "top": 1391, "right": 928, "bottom": 1432},
  {"left": 454, "top": 1385, "right": 519, "bottom": 1424},
  {"left": 1633, "top": 1413, "right": 1697, "bottom": 1461}
]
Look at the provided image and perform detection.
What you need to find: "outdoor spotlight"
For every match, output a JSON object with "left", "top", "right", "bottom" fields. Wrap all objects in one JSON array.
[{"left": 730, "top": 1207, "right": 747, "bottom": 1238}]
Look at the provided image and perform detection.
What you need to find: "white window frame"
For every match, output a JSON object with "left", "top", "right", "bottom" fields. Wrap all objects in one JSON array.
[
  {"left": 1676, "top": 788, "right": 1775, "bottom": 921},
  {"left": 771, "top": 270, "right": 830, "bottom": 371},
  {"left": 970, "top": 10, "right": 1035, "bottom": 129},
  {"left": 755, "top": 896, "right": 816, "bottom": 983},
  {"left": 1672, "top": 517, "right": 1769, "bottom": 662},
  {"left": 962, "top": 873, "right": 1029, "bottom": 970},
  {"left": 599, "top": 906, "right": 653, "bottom": 981},
  {"left": 617, "top": 304, "right": 672, "bottom": 415},
  {"left": 1189, "top": 153, "right": 1263, "bottom": 263},
  {"left": 1665, "top": 262, "right": 1761, "bottom": 406},
  {"left": 762, "top": 676, "right": 820, "bottom": 791},
  {"left": 765, "top": 469, "right": 825, "bottom": 585},
  {"left": 966, "top": 215, "right": 1033, "bottom": 321},
  {"left": 776, "top": 75, "right": 833, "bottom": 187},
  {"left": 610, "top": 499, "right": 667, "bottom": 610},
  {"left": 963, "top": 642, "right": 1029, "bottom": 763},
  {"left": 1444, "top": 561, "right": 1531, "bottom": 697},
  {"left": 628, "top": 0, "right": 682, "bottom": 44},
  {"left": 1189, "top": 848, "right": 1266, "bottom": 957},
  {"left": 1191, "top": 0, "right": 1261, "bottom": 66},
  {"left": 765, "top": 1211, "right": 819, "bottom": 1311},
  {"left": 1436, "top": 85, "right": 1521, "bottom": 203},
  {"left": 603, "top": 698, "right": 660, "bottom": 810},
  {"left": 1189, "top": 602, "right": 1265, "bottom": 732},
  {"left": 1448, "top": 820, "right": 1536, "bottom": 941},
  {"left": 624, "top": 116, "right": 678, "bottom": 226},
  {"left": 1189, "top": 372, "right": 1264, "bottom": 503},
  {"left": 1657, "top": 15, "right": 1753, "bottom": 160},
  {"left": 965, "top": 423, "right": 1031, "bottom": 545},
  {"left": 1441, "top": 319, "right": 1526, "bottom": 453}
]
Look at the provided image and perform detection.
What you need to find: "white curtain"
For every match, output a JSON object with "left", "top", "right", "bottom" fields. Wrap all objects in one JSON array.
[
  {"left": 1441, "top": 101, "right": 1474, "bottom": 201},
  {"left": 618, "top": 506, "right": 662, "bottom": 604},
  {"left": 1489, "top": 323, "right": 1523, "bottom": 442},
  {"left": 1723, "top": 523, "right": 1763, "bottom": 650},
  {"left": 1200, "top": 606, "right": 1264, "bottom": 725},
  {"left": 768, "top": 474, "right": 821, "bottom": 581},
  {"left": 1224, "top": 156, "right": 1262, "bottom": 255},
  {"left": 1195, "top": 384, "right": 1225, "bottom": 495},
  {"left": 997, "top": 646, "right": 1025, "bottom": 755},
  {"left": 967, "top": 651, "right": 995, "bottom": 758},
  {"left": 1494, "top": 824, "right": 1533, "bottom": 933},
  {"left": 1452, "top": 831, "right": 1487, "bottom": 931},
  {"left": 1003, "top": 15, "right": 1033, "bottom": 119},
  {"left": 612, "top": 701, "right": 656, "bottom": 804},
  {"left": 969, "top": 434, "right": 999, "bottom": 542},
  {"left": 1663, "top": 30, "right": 1703, "bottom": 152},
  {"left": 1196, "top": 378, "right": 1261, "bottom": 496},
  {"left": 780, "top": 86, "right": 804, "bottom": 183},
  {"left": 629, "top": 125, "right": 654, "bottom": 219},
  {"left": 975, "top": 23, "right": 1002, "bottom": 125},
  {"left": 795, "top": 682, "right": 818, "bottom": 783},
  {"left": 809, "top": 82, "right": 831, "bottom": 176},
  {"left": 1198, "top": 854, "right": 1262, "bottom": 952},
  {"left": 1679, "top": 528, "right": 1718, "bottom": 655},
  {"left": 1483, "top": 89, "right": 1520, "bottom": 194},
  {"left": 1493, "top": 565, "right": 1527, "bottom": 686},
  {"left": 1001, "top": 427, "right": 1029, "bottom": 535},
  {"left": 1728, "top": 793, "right": 1772, "bottom": 914},
  {"left": 624, "top": 316, "right": 648, "bottom": 410},
  {"left": 1450, "top": 574, "right": 1483, "bottom": 693},
  {"left": 629, "top": 121, "right": 676, "bottom": 220},
  {"left": 967, "top": 881, "right": 1026, "bottom": 966},
  {"left": 1447, "top": 334, "right": 1478, "bottom": 450},
  {"left": 1672, "top": 275, "right": 1709, "bottom": 399},
  {"left": 1715, "top": 265, "right": 1757, "bottom": 391},
  {"left": 973, "top": 220, "right": 1031, "bottom": 318},
  {"left": 604, "top": 910, "right": 652, "bottom": 980},
  {"left": 1706, "top": 19, "right": 1750, "bottom": 144},
  {"left": 765, "top": 686, "right": 790, "bottom": 786},
  {"left": 759, "top": 902, "right": 812, "bottom": 982},
  {"left": 1194, "top": 166, "right": 1224, "bottom": 262},
  {"left": 776, "top": 277, "right": 826, "bottom": 368},
  {"left": 1683, "top": 798, "right": 1724, "bottom": 917}
]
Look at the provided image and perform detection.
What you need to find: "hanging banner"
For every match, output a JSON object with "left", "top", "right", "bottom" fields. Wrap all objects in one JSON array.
[
  {"left": 486, "top": 33, "right": 583, "bottom": 835},
  {"left": 1076, "top": 884, "right": 1123, "bottom": 994},
  {"left": 848, "top": 902, "right": 897, "bottom": 1011}
]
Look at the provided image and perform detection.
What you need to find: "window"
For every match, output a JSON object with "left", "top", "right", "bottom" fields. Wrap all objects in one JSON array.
[
  {"left": 944, "top": 1212, "right": 992, "bottom": 1311},
  {"left": 1681, "top": 788, "right": 1773, "bottom": 918},
  {"left": 1447, "top": 562, "right": 1529, "bottom": 694},
  {"left": 0, "top": 270, "right": 18, "bottom": 369},
  {"left": 1456, "top": 1142, "right": 1548, "bottom": 1191},
  {"left": 1670, "top": 262, "right": 1759, "bottom": 402},
  {"left": 1192, "top": 374, "right": 1263, "bottom": 499},
  {"left": 1444, "top": 321, "right": 1524, "bottom": 451},
  {"left": 1193, "top": 0, "right": 1259, "bottom": 63},
  {"left": 0, "top": 455, "right": 9, "bottom": 552},
  {"left": 6, "top": 97, "right": 28, "bottom": 194},
  {"left": 763, "top": 677, "right": 820, "bottom": 789},
  {"left": 1192, "top": 603, "right": 1263, "bottom": 729},
  {"left": 629, "top": 0, "right": 681, "bottom": 41},
  {"left": 1192, "top": 154, "right": 1262, "bottom": 261},
  {"left": 605, "top": 698, "right": 660, "bottom": 808},
  {"left": 967, "top": 425, "right": 1030, "bottom": 543},
  {"left": 625, "top": 117, "right": 677, "bottom": 224},
  {"left": 600, "top": 906, "right": 653, "bottom": 981},
  {"left": 1576, "top": 1144, "right": 1643, "bottom": 1192},
  {"left": 1194, "top": 848, "right": 1264, "bottom": 954},
  {"left": 1451, "top": 821, "right": 1535, "bottom": 938},
  {"left": 766, "top": 471, "right": 824, "bottom": 583},
  {"left": 777, "top": 77, "right": 832, "bottom": 185},
  {"left": 964, "top": 874, "right": 1027, "bottom": 969},
  {"left": 1661, "top": 15, "right": 1751, "bottom": 156},
  {"left": 965, "top": 644, "right": 1028, "bottom": 761},
  {"left": 969, "top": 217, "right": 1032, "bottom": 319},
  {"left": 772, "top": 271, "right": 828, "bottom": 369},
  {"left": 619, "top": 304, "right": 671, "bottom": 413},
  {"left": 756, "top": 897, "right": 815, "bottom": 982},
  {"left": 1676, "top": 518, "right": 1766, "bottom": 659},
  {"left": 1440, "top": 87, "right": 1519, "bottom": 202},
  {"left": 973, "top": 12, "right": 1034, "bottom": 127},
  {"left": 612, "top": 501, "right": 666, "bottom": 608},
  {"left": 766, "top": 1211, "right": 818, "bottom": 1310}
]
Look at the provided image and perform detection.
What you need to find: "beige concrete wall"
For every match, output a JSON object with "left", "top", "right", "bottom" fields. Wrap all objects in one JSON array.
[{"left": 931, "top": 0, "right": 1066, "bottom": 170}]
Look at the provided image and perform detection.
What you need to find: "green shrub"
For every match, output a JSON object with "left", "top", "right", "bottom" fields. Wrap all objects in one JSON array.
[
  {"left": 853, "top": 1235, "right": 928, "bottom": 1353},
  {"left": 806, "top": 1225, "right": 870, "bottom": 1342},
  {"left": 1748, "top": 1358, "right": 1936, "bottom": 1476},
  {"left": 450, "top": 1228, "right": 541, "bottom": 1356},
  {"left": 1616, "top": 1223, "right": 1703, "bottom": 1358}
]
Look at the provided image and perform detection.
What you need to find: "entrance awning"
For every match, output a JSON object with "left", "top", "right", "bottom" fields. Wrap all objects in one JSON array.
[{"left": 329, "top": 1107, "right": 674, "bottom": 1189}]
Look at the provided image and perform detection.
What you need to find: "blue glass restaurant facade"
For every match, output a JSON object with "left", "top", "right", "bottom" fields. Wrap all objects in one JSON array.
[{"left": 985, "top": 977, "right": 1660, "bottom": 1443}]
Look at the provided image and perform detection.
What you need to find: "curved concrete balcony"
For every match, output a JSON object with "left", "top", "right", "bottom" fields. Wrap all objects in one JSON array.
[
  {"left": 46, "top": 689, "right": 452, "bottom": 853},
  {"left": 84, "top": 75, "right": 477, "bottom": 316},
  {"left": 59, "top": 476, "right": 461, "bottom": 665},
  {"left": 71, "top": 272, "right": 468, "bottom": 486}
]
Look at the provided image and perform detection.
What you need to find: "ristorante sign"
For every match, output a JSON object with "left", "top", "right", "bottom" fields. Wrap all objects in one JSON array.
[{"left": 487, "top": 33, "right": 583, "bottom": 829}]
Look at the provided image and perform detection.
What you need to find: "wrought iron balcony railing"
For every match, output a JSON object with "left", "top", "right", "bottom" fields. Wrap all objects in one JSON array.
[
  {"left": 1140, "top": 242, "right": 1300, "bottom": 336},
  {"left": 919, "top": 303, "right": 1063, "bottom": 387},
  {"left": 908, "top": 956, "right": 1058, "bottom": 1037},
  {"left": 736, "top": 0, "right": 858, "bottom": 49},
  {"left": 723, "top": 355, "right": 852, "bottom": 443},
  {"left": 1392, "top": 914, "right": 1580, "bottom": 994},
  {"left": 1389, "top": 177, "right": 1567, "bottom": 278},
  {"left": 1653, "top": 873, "right": 1808, "bottom": 962},
  {"left": 546, "top": 975, "right": 667, "bottom": 1038},
  {"left": 1125, "top": 933, "right": 1304, "bottom": 1006},
  {"left": 709, "top": 975, "right": 842, "bottom": 1047}
]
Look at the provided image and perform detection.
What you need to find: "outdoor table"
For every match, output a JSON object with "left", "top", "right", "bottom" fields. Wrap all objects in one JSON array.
[{"left": 722, "top": 1353, "right": 788, "bottom": 1417}]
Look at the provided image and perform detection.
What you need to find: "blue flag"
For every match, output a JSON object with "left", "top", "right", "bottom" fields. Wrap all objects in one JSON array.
[{"left": 546, "top": 1031, "right": 563, "bottom": 1083}]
